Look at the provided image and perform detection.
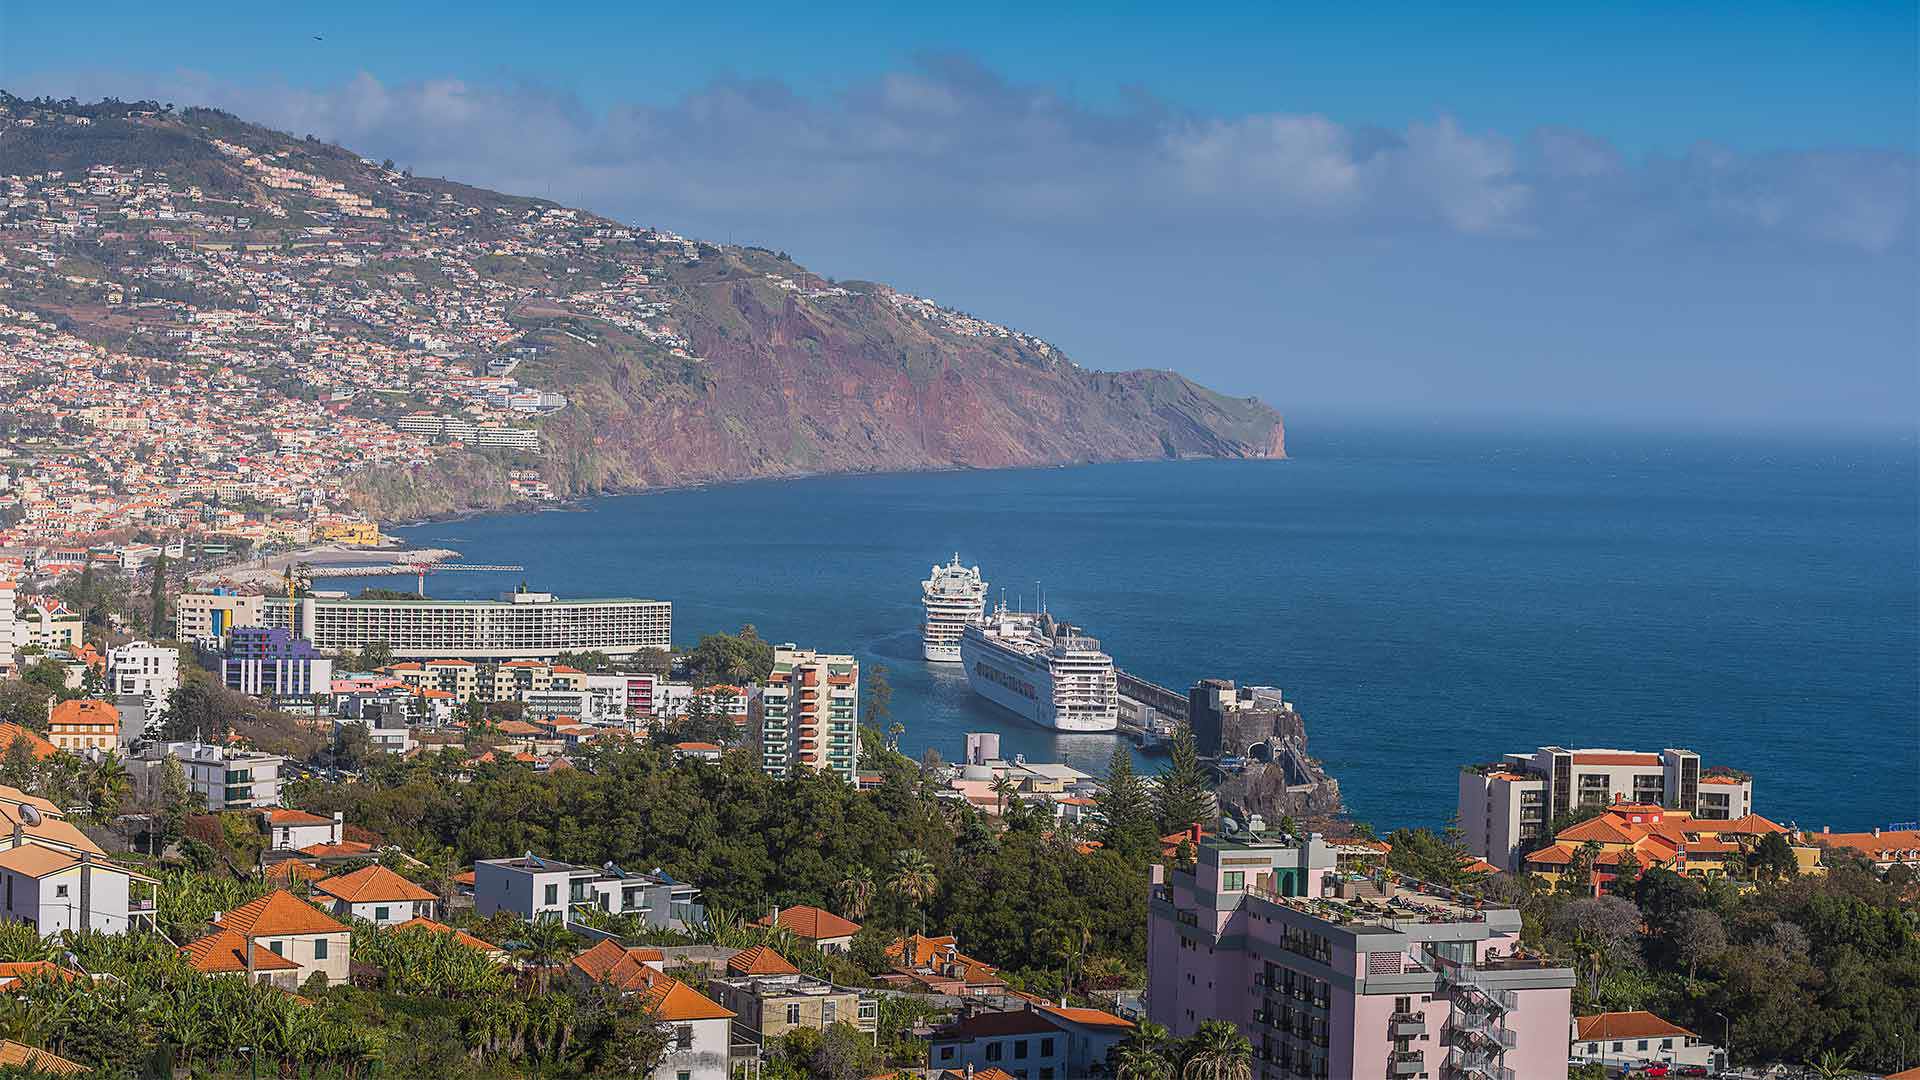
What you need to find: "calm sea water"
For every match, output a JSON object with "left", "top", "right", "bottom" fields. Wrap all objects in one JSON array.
[{"left": 346, "top": 421, "right": 1919, "bottom": 830}]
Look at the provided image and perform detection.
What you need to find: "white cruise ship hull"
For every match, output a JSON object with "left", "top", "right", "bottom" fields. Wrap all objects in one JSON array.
[
  {"left": 961, "top": 633, "right": 1118, "bottom": 732},
  {"left": 923, "top": 642, "right": 962, "bottom": 663}
]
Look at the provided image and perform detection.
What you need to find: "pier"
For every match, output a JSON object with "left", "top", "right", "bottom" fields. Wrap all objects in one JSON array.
[{"left": 1116, "top": 669, "right": 1187, "bottom": 750}]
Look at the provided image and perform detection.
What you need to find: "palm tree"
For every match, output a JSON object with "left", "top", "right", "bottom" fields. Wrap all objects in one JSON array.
[
  {"left": 1806, "top": 1049, "right": 1860, "bottom": 1079},
  {"left": 1179, "top": 1019, "right": 1253, "bottom": 1080},
  {"left": 835, "top": 869, "right": 876, "bottom": 920},
  {"left": 514, "top": 918, "right": 577, "bottom": 992},
  {"left": 85, "top": 752, "right": 131, "bottom": 820},
  {"left": 1111, "top": 1042, "right": 1173, "bottom": 1080},
  {"left": 888, "top": 849, "right": 939, "bottom": 934},
  {"left": 991, "top": 775, "right": 1018, "bottom": 817}
]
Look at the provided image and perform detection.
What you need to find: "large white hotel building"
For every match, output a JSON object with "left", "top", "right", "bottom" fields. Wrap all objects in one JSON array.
[{"left": 258, "top": 588, "right": 671, "bottom": 660}]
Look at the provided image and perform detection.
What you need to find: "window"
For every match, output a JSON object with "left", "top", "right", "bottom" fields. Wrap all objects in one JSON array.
[
  {"left": 1040, "top": 1037, "right": 1054, "bottom": 1056},
  {"left": 675, "top": 1025, "right": 692, "bottom": 1050},
  {"left": 374, "top": 906, "right": 390, "bottom": 922},
  {"left": 939, "top": 1046, "right": 955, "bottom": 1062},
  {"left": 1661, "top": 1039, "right": 1674, "bottom": 1050},
  {"left": 1612, "top": 1042, "right": 1623, "bottom": 1052},
  {"left": 544, "top": 883, "right": 559, "bottom": 906},
  {"left": 1221, "top": 870, "right": 1246, "bottom": 891},
  {"left": 677, "top": 1073, "right": 690, "bottom": 1080},
  {"left": 1041, "top": 1070, "right": 1055, "bottom": 1080},
  {"left": 55, "top": 885, "right": 68, "bottom": 898},
  {"left": 314, "top": 939, "right": 329, "bottom": 960},
  {"left": 823, "top": 1001, "right": 836, "bottom": 1023},
  {"left": 1638, "top": 1040, "right": 1649, "bottom": 1051},
  {"left": 786, "top": 1004, "right": 801, "bottom": 1025},
  {"left": 269, "top": 941, "right": 284, "bottom": 956},
  {"left": 986, "top": 1042, "right": 1004, "bottom": 1062},
  {"left": 1015, "top": 1039, "right": 1029, "bottom": 1059}
]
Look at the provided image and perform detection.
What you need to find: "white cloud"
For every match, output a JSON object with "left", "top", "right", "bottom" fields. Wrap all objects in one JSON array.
[{"left": 16, "top": 58, "right": 1913, "bottom": 254}]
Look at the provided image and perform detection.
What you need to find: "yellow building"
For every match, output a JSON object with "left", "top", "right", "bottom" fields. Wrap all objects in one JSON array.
[{"left": 313, "top": 520, "right": 382, "bottom": 547}]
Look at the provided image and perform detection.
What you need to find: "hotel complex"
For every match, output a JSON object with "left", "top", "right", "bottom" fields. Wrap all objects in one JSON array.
[
  {"left": 257, "top": 587, "right": 671, "bottom": 660},
  {"left": 759, "top": 647, "right": 860, "bottom": 783},
  {"left": 1147, "top": 829, "right": 1575, "bottom": 1080},
  {"left": 1458, "top": 746, "right": 1756, "bottom": 873}
]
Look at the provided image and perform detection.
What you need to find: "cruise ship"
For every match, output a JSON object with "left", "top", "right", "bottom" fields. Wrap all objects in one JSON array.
[
  {"left": 921, "top": 554, "right": 988, "bottom": 662},
  {"left": 960, "top": 604, "right": 1119, "bottom": 732}
]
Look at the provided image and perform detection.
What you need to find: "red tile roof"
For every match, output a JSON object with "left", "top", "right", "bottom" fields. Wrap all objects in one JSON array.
[
  {"left": 216, "top": 890, "right": 348, "bottom": 937},
  {"left": 755, "top": 904, "right": 861, "bottom": 940},
  {"left": 1575, "top": 1011, "right": 1697, "bottom": 1042},
  {"left": 183, "top": 928, "right": 304, "bottom": 974},
  {"left": 313, "top": 864, "right": 437, "bottom": 904},
  {"left": 727, "top": 945, "right": 799, "bottom": 977}
]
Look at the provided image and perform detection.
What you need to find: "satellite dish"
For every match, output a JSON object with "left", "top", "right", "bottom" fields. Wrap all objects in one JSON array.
[{"left": 18, "top": 805, "right": 43, "bottom": 826}]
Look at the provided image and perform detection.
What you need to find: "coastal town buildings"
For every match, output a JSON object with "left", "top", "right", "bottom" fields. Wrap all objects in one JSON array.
[
  {"left": 261, "top": 588, "right": 671, "bottom": 660},
  {"left": 221, "top": 626, "right": 333, "bottom": 701},
  {"left": 705, "top": 945, "right": 877, "bottom": 1044},
  {"left": 1572, "top": 1011, "right": 1722, "bottom": 1072},
  {"left": 928, "top": 1003, "right": 1134, "bottom": 1080},
  {"left": 1520, "top": 801, "right": 1822, "bottom": 891},
  {"left": 759, "top": 646, "right": 859, "bottom": 783},
  {"left": 1458, "top": 745, "right": 1757, "bottom": 872},
  {"left": 1147, "top": 828, "right": 1576, "bottom": 1080},
  {"left": 474, "top": 854, "right": 703, "bottom": 930},
  {"left": 177, "top": 592, "right": 267, "bottom": 643},
  {"left": 133, "top": 741, "right": 283, "bottom": 811},
  {"left": 104, "top": 641, "right": 178, "bottom": 713}
]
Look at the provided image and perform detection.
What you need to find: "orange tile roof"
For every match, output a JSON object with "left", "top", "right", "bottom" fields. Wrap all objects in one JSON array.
[
  {"left": 263, "top": 808, "right": 335, "bottom": 826},
  {"left": 644, "top": 977, "right": 735, "bottom": 1022},
  {"left": 297, "top": 840, "right": 374, "bottom": 859},
  {"left": 0, "top": 845, "right": 84, "bottom": 878},
  {"left": 393, "top": 916, "right": 502, "bottom": 954},
  {"left": 0, "top": 962, "right": 85, "bottom": 988},
  {"left": 0, "top": 724, "right": 57, "bottom": 761},
  {"left": 48, "top": 699, "right": 117, "bottom": 728},
  {"left": 216, "top": 890, "right": 348, "bottom": 937},
  {"left": 727, "top": 945, "right": 799, "bottom": 976},
  {"left": 571, "top": 939, "right": 668, "bottom": 991},
  {"left": 1037, "top": 1004, "right": 1135, "bottom": 1030},
  {"left": 1575, "top": 1011, "right": 1697, "bottom": 1042},
  {"left": 264, "top": 860, "right": 327, "bottom": 884},
  {"left": 1817, "top": 828, "right": 1920, "bottom": 858},
  {"left": 755, "top": 905, "right": 862, "bottom": 940},
  {"left": 183, "top": 928, "right": 304, "bottom": 974},
  {"left": 940, "top": 1069, "right": 1018, "bottom": 1080},
  {"left": 314, "top": 864, "right": 438, "bottom": 904},
  {"left": 0, "top": 1040, "right": 86, "bottom": 1076}
]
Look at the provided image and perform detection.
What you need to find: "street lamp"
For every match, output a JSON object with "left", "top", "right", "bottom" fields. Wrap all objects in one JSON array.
[
  {"left": 1714, "top": 1012, "right": 1731, "bottom": 1074},
  {"left": 1896, "top": 1032, "right": 1906, "bottom": 1072}
]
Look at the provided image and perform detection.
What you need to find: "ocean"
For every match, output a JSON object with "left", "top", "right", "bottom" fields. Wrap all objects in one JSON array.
[{"left": 341, "top": 420, "right": 1919, "bottom": 831}]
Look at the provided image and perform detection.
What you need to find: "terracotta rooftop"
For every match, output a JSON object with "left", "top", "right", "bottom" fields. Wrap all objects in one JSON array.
[
  {"left": 313, "top": 864, "right": 437, "bottom": 904},
  {"left": 727, "top": 944, "right": 800, "bottom": 977},
  {"left": 1575, "top": 1010, "right": 1698, "bottom": 1042},
  {"left": 755, "top": 904, "right": 861, "bottom": 940},
  {"left": 183, "top": 928, "right": 304, "bottom": 974},
  {"left": 216, "top": 890, "right": 349, "bottom": 937}
]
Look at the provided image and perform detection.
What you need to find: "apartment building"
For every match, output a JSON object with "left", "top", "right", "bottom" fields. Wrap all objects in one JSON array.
[
  {"left": 1459, "top": 746, "right": 1756, "bottom": 873},
  {"left": 222, "top": 627, "right": 334, "bottom": 702},
  {"left": 0, "top": 581, "right": 19, "bottom": 677},
  {"left": 705, "top": 945, "right": 877, "bottom": 1044},
  {"left": 176, "top": 591, "right": 266, "bottom": 641},
  {"left": 759, "top": 647, "right": 858, "bottom": 783},
  {"left": 262, "top": 587, "right": 670, "bottom": 660},
  {"left": 928, "top": 1004, "right": 1134, "bottom": 1080},
  {"left": 106, "top": 642, "right": 179, "bottom": 713},
  {"left": 1147, "top": 829, "right": 1575, "bottom": 1080},
  {"left": 474, "top": 854, "right": 703, "bottom": 930},
  {"left": 135, "top": 742, "right": 283, "bottom": 811}
]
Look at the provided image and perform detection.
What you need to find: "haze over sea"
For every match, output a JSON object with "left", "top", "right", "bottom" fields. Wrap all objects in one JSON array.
[{"left": 348, "top": 420, "right": 1919, "bottom": 831}]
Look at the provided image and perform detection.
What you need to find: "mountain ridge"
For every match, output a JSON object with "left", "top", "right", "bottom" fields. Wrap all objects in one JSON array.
[{"left": 0, "top": 94, "right": 1284, "bottom": 523}]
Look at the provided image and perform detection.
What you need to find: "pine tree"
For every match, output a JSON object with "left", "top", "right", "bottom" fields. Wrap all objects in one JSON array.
[
  {"left": 1154, "top": 723, "right": 1214, "bottom": 835},
  {"left": 1096, "top": 746, "right": 1157, "bottom": 854},
  {"left": 148, "top": 553, "right": 168, "bottom": 636}
]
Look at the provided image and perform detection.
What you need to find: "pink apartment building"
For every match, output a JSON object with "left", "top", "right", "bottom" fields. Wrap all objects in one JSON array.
[{"left": 1147, "top": 830, "right": 1574, "bottom": 1080}]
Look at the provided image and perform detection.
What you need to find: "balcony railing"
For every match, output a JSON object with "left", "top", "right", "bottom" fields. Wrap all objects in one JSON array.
[{"left": 1390, "top": 1050, "right": 1424, "bottom": 1076}]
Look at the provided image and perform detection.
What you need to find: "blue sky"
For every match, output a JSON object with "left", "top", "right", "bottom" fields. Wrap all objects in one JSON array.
[{"left": 4, "top": 1, "right": 1915, "bottom": 428}]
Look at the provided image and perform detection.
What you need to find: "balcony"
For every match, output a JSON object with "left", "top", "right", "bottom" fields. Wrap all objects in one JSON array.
[
  {"left": 1389, "top": 1050, "right": 1424, "bottom": 1076},
  {"left": 1389, "top": 1012, "right": 1426, "bottom": 1038}
]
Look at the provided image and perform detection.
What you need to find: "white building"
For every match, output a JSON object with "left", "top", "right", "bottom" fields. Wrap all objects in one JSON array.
[
  {"left": 262, "top": 587, "right": 671, "bottom": 660},
  {"left": 475, "top": 854, "right": 703, "bottom": 930},
  {"left": 258, "top": 808, "right": 343, "bottom": 851},
  {"left": 312, "top": 864, "right": 438, "bottom": 926},
  {"left": 1573, "top": 1012, "right": 1721, "bottom": 1073},
  {"left": 1459, "top": 746, "right": 1758, "bottom": 873},
  {"left": 137, "top": 742, "right": 283, "bottom": 812},
  {"left": 0, "top": 580, "right": 20, "bottom": 677},
  {"left": 107, "top": 641, "right": 179, "bottom": 715},
  {"left": 0, "top": 846, "right": 159, "bottom": 937}
]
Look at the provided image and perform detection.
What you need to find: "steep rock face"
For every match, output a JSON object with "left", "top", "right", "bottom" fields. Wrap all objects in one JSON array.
[{"left": 485, "top": 251, "right": 1284, "bottom": 506}]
